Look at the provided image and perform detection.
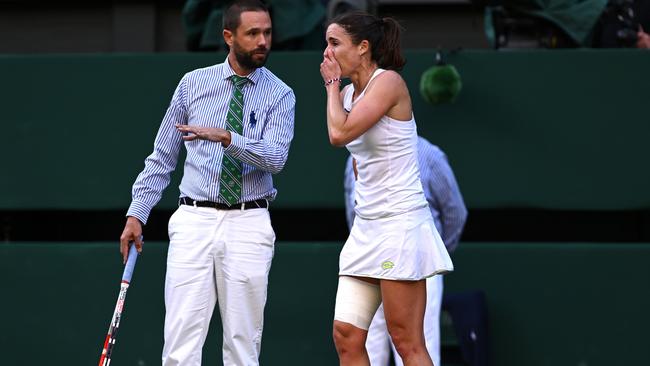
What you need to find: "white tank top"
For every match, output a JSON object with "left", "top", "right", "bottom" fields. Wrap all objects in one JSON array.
[{"left": 344, "top": 69, "right": 428, "bottom": 219}]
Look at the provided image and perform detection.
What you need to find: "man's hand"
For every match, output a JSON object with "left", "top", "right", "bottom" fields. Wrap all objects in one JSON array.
[
  {"left": 637, "top": 26, "right": 650, "bottom": 49},
  {"left": 120, "top": 216, "right": 143, "bottom": 264},
  {"left": 176, "top": 124, "right": 232, "bottom": 147}
]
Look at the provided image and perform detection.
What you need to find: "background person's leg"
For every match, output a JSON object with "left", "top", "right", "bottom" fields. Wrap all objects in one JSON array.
[
  {"left": 424, "top": 276, "right": 443, "bottom": 366},
  {"left": 366, "top": 304, "right": 392, "bottom": 366}
]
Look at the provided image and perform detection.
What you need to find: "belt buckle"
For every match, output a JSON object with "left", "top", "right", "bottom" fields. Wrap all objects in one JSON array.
[{"left": 240, "top": 202, "right": 245, "bottom": 211}]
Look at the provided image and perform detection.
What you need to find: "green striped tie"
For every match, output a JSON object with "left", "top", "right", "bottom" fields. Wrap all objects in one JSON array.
[{"left": 219, "top": 75, "right": 248, "bottom": 205}]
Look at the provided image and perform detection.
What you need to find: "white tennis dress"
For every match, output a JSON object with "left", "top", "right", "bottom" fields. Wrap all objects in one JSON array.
[{"left": 340, "top": 69, "right": 454, "bottom": 280}]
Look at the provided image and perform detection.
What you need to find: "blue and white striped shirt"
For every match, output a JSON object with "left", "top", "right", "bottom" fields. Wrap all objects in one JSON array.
[
  {"left": 127, "top": 58, "right": 296, "bottom": 224},
  {"left": 343, "top": 137, "right": 468, "bottom": 253}
]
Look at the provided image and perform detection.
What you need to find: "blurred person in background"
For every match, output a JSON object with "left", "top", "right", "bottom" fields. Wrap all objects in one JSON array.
[{"left": 593, "top": 0, "right": 650, "bottom": 48}]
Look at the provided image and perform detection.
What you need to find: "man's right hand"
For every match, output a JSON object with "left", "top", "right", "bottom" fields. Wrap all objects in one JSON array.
[{"left": 120, "top": 216, "right": 143, "bottom": 264}]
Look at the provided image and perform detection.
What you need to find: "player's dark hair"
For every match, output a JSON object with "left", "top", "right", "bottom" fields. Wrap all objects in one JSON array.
[{"left": 329, "top": 11, "right": 406, "bottom": 71}]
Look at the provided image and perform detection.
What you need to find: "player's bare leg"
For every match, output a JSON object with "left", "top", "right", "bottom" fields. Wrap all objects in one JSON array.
[
  {"left": 333, "top": 276, "right": 382, "bottom": 366},
  {"left": 333, "top": 320, "right": 371, "bottom": 366},
  {"left": 382, "top": 279, "right": 433, "bottom": 366}
]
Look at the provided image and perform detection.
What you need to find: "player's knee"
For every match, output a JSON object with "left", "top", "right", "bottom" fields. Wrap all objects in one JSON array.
[
  {"left": 392, "top": 339, "right": 420, "bottom": 360},
  {"left": 333, "top": 320, "right": 366, "bottom": 354},
  {"left": 388, "top": 324, "right": 425, "bottom": 359}
]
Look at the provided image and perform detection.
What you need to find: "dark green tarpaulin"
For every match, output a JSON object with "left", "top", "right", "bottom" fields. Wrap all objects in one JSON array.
[
  {"left": 486, "top": 0, "right": 608, "bottom": 46},
  {"left": 182, "top": 0, "right": 326, "bottom": 50}
]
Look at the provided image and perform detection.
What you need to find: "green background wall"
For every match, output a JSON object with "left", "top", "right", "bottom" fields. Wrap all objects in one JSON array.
[
  {"left": 3, "top": 50, "right": 650, "bottom": 365},
  {"left": 2, "top": 242, "right": 649, "bottom": 365},
  {"left": 2, "top": 50, "right": 650, "bottom": 210}
]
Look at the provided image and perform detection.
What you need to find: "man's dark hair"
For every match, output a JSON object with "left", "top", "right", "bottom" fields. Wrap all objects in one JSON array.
[{"left": 223, "top": 0, "right": 269, "bottom": 32}]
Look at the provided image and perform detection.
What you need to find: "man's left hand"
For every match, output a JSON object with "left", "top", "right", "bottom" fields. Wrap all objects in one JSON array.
[
  {"left": 176, "top": 124, "right": 232, "bottom": 146},
  {"left": 637, "top": 27, "right": 650, "bottom": 49}
]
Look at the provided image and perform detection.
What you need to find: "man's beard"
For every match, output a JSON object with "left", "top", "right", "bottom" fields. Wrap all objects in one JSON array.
[{"left": 233, "top": 42, "right": 269, "bottom": 70}]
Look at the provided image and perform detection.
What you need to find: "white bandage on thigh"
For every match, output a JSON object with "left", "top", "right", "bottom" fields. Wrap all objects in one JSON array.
[{"left": 334, "top": 276, "right": 382, "bottom": 330}]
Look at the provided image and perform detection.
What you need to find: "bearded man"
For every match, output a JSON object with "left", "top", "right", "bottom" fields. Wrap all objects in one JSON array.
[{"left": 118, "top": 1, "right": 295, "bottom": 364}]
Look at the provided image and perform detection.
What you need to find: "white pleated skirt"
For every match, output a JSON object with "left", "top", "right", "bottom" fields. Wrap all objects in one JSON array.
[{"left": 339, "top": 206, "right": 454, "bottom": 280}]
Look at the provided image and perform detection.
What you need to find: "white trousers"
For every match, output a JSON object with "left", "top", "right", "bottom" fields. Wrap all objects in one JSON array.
[
  {"left": 162, "top": 205, "right": 275, "bottom": 366},
  {"left": 366, "top": 275, "right": 443, "bottom": 366}
]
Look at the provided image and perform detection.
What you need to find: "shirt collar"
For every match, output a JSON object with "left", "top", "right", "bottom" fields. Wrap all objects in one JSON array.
[{"left": 221, "top": 56, "right": 262, "bottom": 85}]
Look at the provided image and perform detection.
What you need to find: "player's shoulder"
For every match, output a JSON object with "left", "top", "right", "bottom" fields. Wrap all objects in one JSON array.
[
  {"left": 374, "top": 69, "right": 406, "bottom": 87},
  {"left": 366, "top": 69, "right": 406, "bottom": 99}
]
